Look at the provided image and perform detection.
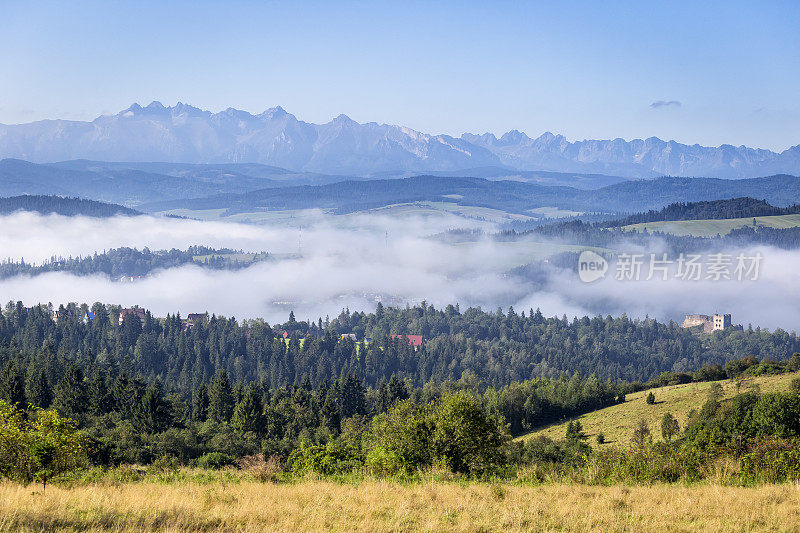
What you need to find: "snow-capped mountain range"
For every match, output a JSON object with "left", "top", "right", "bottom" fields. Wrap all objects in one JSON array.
[{"left": 1, "top": 101, "right": 798, "bottom": 178}]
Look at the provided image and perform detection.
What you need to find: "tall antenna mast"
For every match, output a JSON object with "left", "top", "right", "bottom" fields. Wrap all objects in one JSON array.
[{"left": 298, "top": 225, "right": 303, "bottom": 254}]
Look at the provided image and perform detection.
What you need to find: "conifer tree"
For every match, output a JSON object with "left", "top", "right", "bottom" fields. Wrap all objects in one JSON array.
[
  {"left": 53, "top": 365, "right": 88, "bottom": 419},
  {"left": 192, "top": 384, "right": 210, "bottom": 422},
  {"left": 231, "top": 386, "right": 264, "bottom": 434},
  {"left": 88, "top": 371, "right": 111, "bottom": 416},
  {"left": 136, "top": 380, "right": 171, "bottom": 433},
  {"left": 27, "top": 367, "right": 52, "bottom": 409},
  {"left": 0, "top": 361, "right": 26, "bottom": 409},
  {"left": 208, "top": 370, "right": 234, "bottom": 423}
]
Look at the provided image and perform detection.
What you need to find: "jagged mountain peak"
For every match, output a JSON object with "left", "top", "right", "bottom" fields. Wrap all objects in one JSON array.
[
  {"left": 0, "top": 102, "right": 797, "bottom": 178},
  {"left": 258, "top": 106, "right": 295, "bottom": 121},
  {"left": 499, "top": 129, "right": 531, "bottom": 145},
  {"left": 330, "top": 113, "right": 357, "bottom": 126}
]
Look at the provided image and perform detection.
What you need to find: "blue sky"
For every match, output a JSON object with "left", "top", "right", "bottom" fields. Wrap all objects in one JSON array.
[{"left": 1, "top": 0, "right": 798, "bottom": 150}]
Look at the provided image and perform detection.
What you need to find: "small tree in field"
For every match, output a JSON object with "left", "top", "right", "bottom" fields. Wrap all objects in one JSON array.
[
  {"left": 661, "top": 413, "right": 680, "bottom": 441},
  {"left": 566, "top": 420, "right": 588, "bottom": 442},
  {"left": 631, "top": 418, "right": 651, "bottom": 446},
  {"left": 28, "top": 409, "right": 90, "bottom": 490},
  {"left": 645, "top": 392, "right": 655, "bottom": 405},
  {"left": 0, "top": 400, "right": 89, "bottom": 490}
]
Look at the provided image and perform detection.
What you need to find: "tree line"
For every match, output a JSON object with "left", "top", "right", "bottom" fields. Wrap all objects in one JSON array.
[
  {"left": 0, "top": 195, "right": 139, "bottom": 217},
  {"left": 2, "top": 301, "right": 798, "bottom": 393},
  {"left": 0, "top": 246, "right": 268, "bottom": 279},
  {"left": 605, "top": 197, "right": 800, "bottom": 227}
]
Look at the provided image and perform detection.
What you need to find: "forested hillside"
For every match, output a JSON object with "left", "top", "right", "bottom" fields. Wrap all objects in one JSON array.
[
  {"left": 607, "top": 197, "right": 800, "bottom": 227},
  {"left": 3, "top": 302, "right": 797, "bottom": 392},
  {"left": 0, "top": 246, "right": 268, "bottom": 279},
  {"left": 0, "top": 195, "right": 139, "bottom": 217},
  {"left": 141, "top": 174, "right": 800, "bottom": 216},
  {"left": 1, "top": 301, "right": 798, "bottom": 470},
  {"left": 507, "top": 219, "right": 800, "bottom": 252}
]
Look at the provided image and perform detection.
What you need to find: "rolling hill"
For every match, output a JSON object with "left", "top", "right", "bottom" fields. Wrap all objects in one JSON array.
[
  {"left": 0, "top": 158, "right": 355, "bottom": 206},
  {"left": 141, "top": 174, "right": 800, "bottom": 218},
  {"left": 622, "top": 214, "right": 800, "bottom": 237},
  {"left": 3, "top": 156, "right": 800, "bottom": 219},
  {"left": 518, "top": 371, "right": 800, "bottom": 446}
]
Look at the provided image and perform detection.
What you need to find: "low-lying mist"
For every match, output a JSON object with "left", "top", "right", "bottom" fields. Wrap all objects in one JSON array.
[{"left": 0, "top": 212, "right": 797, "bottom": 331}]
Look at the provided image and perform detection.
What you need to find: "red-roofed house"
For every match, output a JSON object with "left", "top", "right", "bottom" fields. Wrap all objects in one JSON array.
[
  {"left": 391, "top": 334, "right": 424, "bottom": 349},
  {"left": 187, "top": 313, "right": 207, "bottom": 324},
  {"left": 119, "top": 308, "right": 146, "bottom": 326}
]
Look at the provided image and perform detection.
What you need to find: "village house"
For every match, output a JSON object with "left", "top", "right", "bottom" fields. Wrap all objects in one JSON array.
[
  {"left": 119, "top": 307, "right": 146, "bottom": 326},
  {"left": 182, "top": 312, "right": 208, "bottom": 331},
  {"left": 51, "top": 309, "right": 73, "bottom": 323},
  {"left": 391, "top": 334, "right": 424, "bottom": 349},
  {"left": 187, "top": 313, "right": 207, "bottom": 325}
]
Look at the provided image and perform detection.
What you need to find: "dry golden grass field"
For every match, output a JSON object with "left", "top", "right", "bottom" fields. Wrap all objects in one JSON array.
[
  {"left": 1, "top": 479, "right": 800, "bottom": 532},
  {"left": 518, "top": 371, "right": 800, "bottom": 446}
]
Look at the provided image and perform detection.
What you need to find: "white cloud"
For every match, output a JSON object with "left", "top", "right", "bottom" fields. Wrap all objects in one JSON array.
[{"left": 0, "top": 212, "right": 798, "bottom": 331}]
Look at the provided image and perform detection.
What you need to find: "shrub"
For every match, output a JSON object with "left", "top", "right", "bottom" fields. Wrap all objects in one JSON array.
[
  {"left": 565, "top": 421, "right": 588, "bottom": 442},
  {"left": 645, "top": 392, "right": 655, "bottom": 405},
  {"left": 596, "top": 433, "right": 605, "bottom": 444},
  {"left": 522, "top": 436, "right": 589, "bottom": 467},
  {"left": 751, "top": 393, "right": 800, "bottom": 437},
  {"left": 429, "top": 392, "right": 510, "bottom": 476},
  {"left": 661, "top": 413, "right": 680, "bottom": 441},
  {"left": 632, "top": 419, "right": 651, "bottom": 446},
  {"left": 585, "top": 444, "right": 705, "bottom": 484},
  {"left": 364, "top": 400, "right": 431, "bottom": 475},
  {"left": 0, "top": 400, "right": 90, "bottom": 490},
  {"left": 741, "top": 438, "right": 800, "bottom": 483},
  {"left": 236, "top": 453, "right": 283, "bottom": 482},
  {"left": 288, "top": 440, "right": 361, "bottom": 477},
  {"left": 196, "top": 452, "right": 235, "bottom": 469},
  {"left": 150, "top": 455, "right": 180, "bottom": 472}
]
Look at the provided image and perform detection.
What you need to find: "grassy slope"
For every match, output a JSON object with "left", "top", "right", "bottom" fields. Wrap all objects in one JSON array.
[
  {"left": 1, "top": 480, "right": 798, "bottom": 532},
  {"left": 621, "top": 213, "right": 800, "bottom": 237},
  {"left": 518, "top": 371, "right": 800, "bottom": 446},
  {"left": 158, "top": 201, "right": 538, "bottom": 224}
]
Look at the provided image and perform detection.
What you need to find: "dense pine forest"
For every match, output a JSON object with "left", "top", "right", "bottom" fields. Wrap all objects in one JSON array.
[
  {"left": 0, "top": 300, "right": 798, "bottom": 474},
  {"left": 0, "top": 195, "right": 140, "bottom": 217},
  {"left": 510, "top": 219, "right": 800, "bottom": 251},
  {"left": 2, "top": 301, "right": 798, "bottom": 390},
  {"left": 606, "top": 197, "right": 800, "bottom": 227},
  {"left": 0, "top": 246, "right": 269, "bottom": 279}
]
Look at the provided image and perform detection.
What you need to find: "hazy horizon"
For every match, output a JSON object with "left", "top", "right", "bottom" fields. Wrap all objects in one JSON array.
[{"left": 2, "top": 100, "right": 798, "bottom": 154}]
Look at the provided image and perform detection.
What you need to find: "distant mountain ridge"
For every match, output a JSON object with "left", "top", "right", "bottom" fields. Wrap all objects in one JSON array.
[{"left": 1, "top": 102, "right": 798, "bottom": 178}]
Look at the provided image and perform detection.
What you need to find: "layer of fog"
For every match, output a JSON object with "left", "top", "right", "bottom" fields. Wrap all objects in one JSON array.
[{"left": 0, "top": 212, "right": 797, "bottom": 331}]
